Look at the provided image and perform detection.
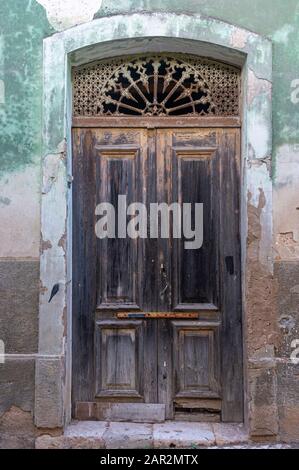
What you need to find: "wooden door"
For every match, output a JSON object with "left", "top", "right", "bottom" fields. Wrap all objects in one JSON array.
[{"left": 72, "top": 126, "right": 243, "bottom": 423}]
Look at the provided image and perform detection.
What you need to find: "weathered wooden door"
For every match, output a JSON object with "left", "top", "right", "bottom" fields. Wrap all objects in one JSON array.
[{"left": 72, "top": 125, "right": 243, "bottom": 423}]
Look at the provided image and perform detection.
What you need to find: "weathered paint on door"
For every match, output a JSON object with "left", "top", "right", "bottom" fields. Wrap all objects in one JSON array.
[{"left": 72, "top": 125, "right": 243, "bottom": 422}]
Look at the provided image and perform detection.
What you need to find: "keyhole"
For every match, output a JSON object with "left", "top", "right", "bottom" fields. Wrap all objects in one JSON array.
[{"left": 225, "top": 256, "right": 234, "bottom": 275}]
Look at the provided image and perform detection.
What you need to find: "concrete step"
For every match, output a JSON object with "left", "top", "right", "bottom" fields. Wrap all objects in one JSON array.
[{"left": 35, "top": 421, "right": 285, "bottom": 449}]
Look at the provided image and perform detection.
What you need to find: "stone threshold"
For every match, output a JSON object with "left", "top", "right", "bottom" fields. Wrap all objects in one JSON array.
[{"left": 35, "top": 421, "right": 292, "bottom": 449}]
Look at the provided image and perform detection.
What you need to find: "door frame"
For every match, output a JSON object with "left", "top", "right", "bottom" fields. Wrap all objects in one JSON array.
[{"left": 36, "top": 13, "right": 273, "bottom": 435}]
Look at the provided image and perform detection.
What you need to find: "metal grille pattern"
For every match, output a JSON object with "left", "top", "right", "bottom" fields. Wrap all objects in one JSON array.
[{"left": 73, "top": 54, "right": 240, "bottom": 117}]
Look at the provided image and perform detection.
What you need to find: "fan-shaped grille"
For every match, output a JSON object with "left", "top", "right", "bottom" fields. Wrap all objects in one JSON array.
[{"left": 73, "top": 54, "right": 240, "bottom": 117}]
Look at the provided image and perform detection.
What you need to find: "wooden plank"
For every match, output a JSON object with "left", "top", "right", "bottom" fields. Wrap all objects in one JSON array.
[
  {"left": 141, "top": 129, "right": 159, "bottom": 405},
  {"left": 174, "top": 398, "right": 222, "bottom": 411},
  {"left": 219, "top": 129, "right": 243, "bottom": 422},
  {"left": 156, "top": 129, "right": 174, "bottom": 420},
  {"left": 172, "top": 146, "right": 217, "bottom": 154},
  {"left": 72, "top": 116, "right": 241, "bottom": 128},
  {"left": 72, "top": 129, "right": 97, "bottom": 407},
  {"left": 95, "top": 145, "right": 140, "bottom": 153},
  {"left": 76, "top": 402, "right": 166, "bottom": 423}
]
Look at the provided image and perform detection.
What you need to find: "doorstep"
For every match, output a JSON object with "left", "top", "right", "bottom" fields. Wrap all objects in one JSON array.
[{"left": 35, "top": 420, "right": 290, "bottom": 449}]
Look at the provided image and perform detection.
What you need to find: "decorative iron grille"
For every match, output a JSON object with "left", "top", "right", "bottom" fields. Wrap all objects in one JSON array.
[{"left": 73, "top": 54, "right": 240, "bottom": 117}]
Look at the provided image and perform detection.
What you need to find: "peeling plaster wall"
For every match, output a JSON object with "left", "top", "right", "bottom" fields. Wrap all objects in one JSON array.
[
  {"left": 36, "top": 0, "right": 103, "bottom": 31},
  {"left": 0, "top": 0, "right": 298, "bottom": 446},
  {"left": 274, "top": 144, "right": 299, "bottom": 260},
  {"left": 0, "top": 166, "right": 40, "bottom": 257}
]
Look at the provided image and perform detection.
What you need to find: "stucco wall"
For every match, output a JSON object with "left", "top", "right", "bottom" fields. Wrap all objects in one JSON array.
[{"left": 0, "top": 0, "right": 298, "bottom": 447}]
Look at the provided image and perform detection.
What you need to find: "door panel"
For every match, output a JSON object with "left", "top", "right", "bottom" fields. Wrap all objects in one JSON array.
[
  {"left": 95, "top": 131, "right": 146, "bottom": 310},
  {"left": 172, "top": 321, "right": 221, "bottom": 398},
  {"left": 96, "top": 149, "right": 140, "bottom": 309},
  {"left": 95, "top": 321, "right": 144, "bottom": 399},
  {"left": 170, "top": 131, "right": 220, "bottom": 311},
  {"left": 72, "top": 126, "right": 243, "bottom": 422}
]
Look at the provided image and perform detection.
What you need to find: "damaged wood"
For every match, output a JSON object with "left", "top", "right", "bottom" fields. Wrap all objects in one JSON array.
[{"left": 76, "top": 402, "right": 165, "bottom": 423}]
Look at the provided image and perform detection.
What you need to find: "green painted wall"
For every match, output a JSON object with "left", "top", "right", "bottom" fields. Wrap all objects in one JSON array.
[
  {"left": 0, "top": 1, "right": 53, "bottom": 177},
  {"left": 0, "top": 0, "right": 298, "bottom": 179},
  {"left": 0, "top": 0, "right": 297, "bottom": 178}
]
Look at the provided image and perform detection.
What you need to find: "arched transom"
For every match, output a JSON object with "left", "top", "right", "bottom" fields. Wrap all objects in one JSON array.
[{"left": 73, "top": 53, "right": 241, "bottom": 117}]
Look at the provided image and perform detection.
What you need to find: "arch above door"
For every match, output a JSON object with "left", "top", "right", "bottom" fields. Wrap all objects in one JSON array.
[{"left": 37, "top": 12, "right": 273, "bottom": 435}]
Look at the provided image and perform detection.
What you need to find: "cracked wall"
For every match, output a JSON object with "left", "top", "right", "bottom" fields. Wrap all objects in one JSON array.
[{"left": 0, "top": 0, "right": 298, "bottom": 447}]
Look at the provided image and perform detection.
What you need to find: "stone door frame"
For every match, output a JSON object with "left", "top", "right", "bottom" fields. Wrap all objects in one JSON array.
[{"left": 36, "top": 12, "right": 273, "bottom": 436}]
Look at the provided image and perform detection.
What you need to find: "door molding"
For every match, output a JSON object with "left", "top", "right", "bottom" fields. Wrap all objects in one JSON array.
[
  {"left": 37, "top": 12, "right": 273, "bottom": 433},
  {"left": 72, "top": 116, "right": 241, "bottom": 128}
]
